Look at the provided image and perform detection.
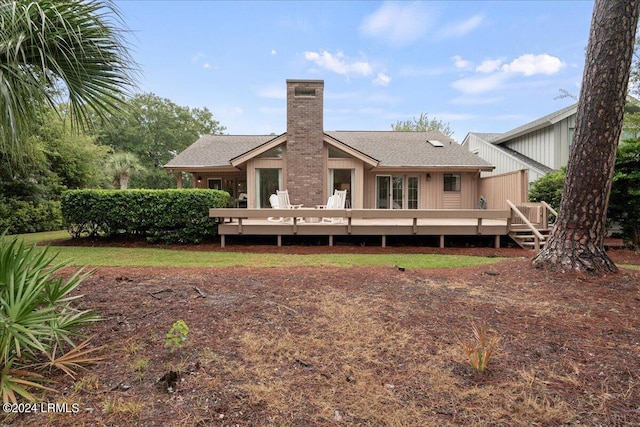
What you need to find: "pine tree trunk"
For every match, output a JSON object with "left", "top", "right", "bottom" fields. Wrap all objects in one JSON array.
[{"left": 533, "top": 0, "right": 640, "bottom": 274}]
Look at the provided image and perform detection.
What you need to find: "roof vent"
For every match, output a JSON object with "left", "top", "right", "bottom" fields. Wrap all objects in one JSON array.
[{"left": 427, "top": 140, "right": 444, "bottom": 147}]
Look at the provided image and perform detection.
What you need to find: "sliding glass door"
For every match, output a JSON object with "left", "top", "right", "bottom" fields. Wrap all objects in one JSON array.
[
  {"left": 256, "top": 168, "right": 282, "bottom": 208},
  {"left": 376, "top": 175, "right": 419, "bottom": 209}
]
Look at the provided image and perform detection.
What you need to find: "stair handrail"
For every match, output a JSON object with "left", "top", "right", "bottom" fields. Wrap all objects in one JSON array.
[
  {"left": 506, "top": 199, "right": 545, "bottom": 249},
  {"left": 540, "top": 201, "right": 558, "bottom": 217}
]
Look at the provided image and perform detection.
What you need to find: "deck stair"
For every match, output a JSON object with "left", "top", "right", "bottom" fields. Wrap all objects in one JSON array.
[
  {"left": 508, "top": 224, "right": 552, "bottom": 250},
  {"left": 506, "top": 200, "right": 557, "bottom": 251}
]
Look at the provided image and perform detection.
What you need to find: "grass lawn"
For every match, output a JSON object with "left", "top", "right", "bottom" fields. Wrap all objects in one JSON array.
[{"left": 8, "top": 231, "right": 508, "bottom": 269}]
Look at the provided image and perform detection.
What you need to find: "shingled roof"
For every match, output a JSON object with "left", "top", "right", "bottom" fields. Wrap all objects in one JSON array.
[
  {"left": 165, "top": 135, "right": 276, "bottom": 169},
  {"left": 326, "top": 131, "right": 493, "bottom": 169},
  {"left": 165, "top": 131, "right": 494, "bottom": 170}
]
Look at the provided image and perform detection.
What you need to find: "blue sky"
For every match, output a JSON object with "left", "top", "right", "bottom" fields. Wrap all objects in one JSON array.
[{"left": 116, "top": 1, "right": 594, "bottom": 141}]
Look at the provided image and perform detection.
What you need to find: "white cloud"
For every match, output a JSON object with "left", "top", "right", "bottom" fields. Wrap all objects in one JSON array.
[
  {"left": 303, "top": 50, "right": 372, "bottom": 77},
  {"left": 451, "top": 53, "right": 566, "bottom": 95},
  {"left": 271, "top": 49, "right": 277, "bottom": 55},
  {"left": 360, "top": 2, "right": 432, "bottom": 45},
  {"left": 475, "top": 59, "right": 502, "bottom": 74},
  {"left": 452, "top": 55, "right": 471, "bottom": 70},
  {"left": 203, "top": 63, "right": 212, "bottom": 69},
  {"left": 451, "top": 73, "right": 507, "bottom": 94},
  {"left": 501, "top": 54, "right": 565, "bottom": 76},
  {"left": 234, "top": 107, "right": 243, "bottom": 114},
  {"left": 438, "top": 14, "right": 484, "bottom": 38},
  {"left": 373, "top": 72, "right": 391, "bottom": 87}
]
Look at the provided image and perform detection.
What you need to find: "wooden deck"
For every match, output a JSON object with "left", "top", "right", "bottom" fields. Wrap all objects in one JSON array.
[{"left": 210, "top": 208, "right": 512, "bottom": 248}]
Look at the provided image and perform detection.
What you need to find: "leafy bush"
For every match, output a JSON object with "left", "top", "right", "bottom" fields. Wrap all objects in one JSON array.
[
  {"left": 61, "top": 189, "right": 230, "bottom": 244},
  {"left": 0, "top": 197, "right": 62, "bottom": 234},
  {"left": 0, "top": 234, "right": 100, "bottom": 402},
  {"left": 528, "top": 167, "right": 566, "bottom": 212}
]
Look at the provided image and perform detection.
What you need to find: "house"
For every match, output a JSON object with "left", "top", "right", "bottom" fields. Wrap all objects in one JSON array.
[
  {"left": 462, "top": 104, "right": 576, "bottom": 184},
  {"left": 462, "top": 97, "right": 640, "bottom": 185},
  {"left": 165, "top": 79, "right": 495, "bottom": 210}
]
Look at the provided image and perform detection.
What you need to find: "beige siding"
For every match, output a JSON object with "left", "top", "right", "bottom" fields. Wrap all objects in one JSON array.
[
  {"left": 363, "top": 170, "right": 479, "bottom": 209},
  {"left": 441, "top": 192, "right": 461, "bottom": 209},
  {"left": 479, "top": 169, "right": 528, "bottom": 210}
]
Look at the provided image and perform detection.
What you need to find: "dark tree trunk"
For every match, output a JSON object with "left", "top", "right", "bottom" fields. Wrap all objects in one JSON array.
[{"left": 533, "top": 0, "right": 640, "bottom": 274}]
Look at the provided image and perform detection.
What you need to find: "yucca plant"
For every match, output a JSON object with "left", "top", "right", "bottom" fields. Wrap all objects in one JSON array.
[
  {"left": 463, "top": 321, "right": 500, "bottom": 373},
  {"left": 0, "top": 233, "right": 102, "bottom": 402}
]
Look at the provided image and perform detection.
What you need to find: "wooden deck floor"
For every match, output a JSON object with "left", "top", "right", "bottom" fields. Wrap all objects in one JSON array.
[{"left": 212, "top": 208, "right": 511, "bottom": 248}]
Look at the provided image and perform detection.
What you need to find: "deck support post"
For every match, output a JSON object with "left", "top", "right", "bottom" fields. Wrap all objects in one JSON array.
[
  {"left": 329, "top": 235, "right": 333, "bottom": 246},
  {"left": 495, "top": 235, "right": 501, "bottom": 248},
  {"left": 277, "top": 235, "right": 282, "bottom": 246},
  {"left": 220, "top": 235, "right": 225, "bottom": 248},
  {"left": 439, "top": 235, "right": 445, "bottom": 248},
  {"left": 382, "top": 235, "right": 386, "bottom": 248}
]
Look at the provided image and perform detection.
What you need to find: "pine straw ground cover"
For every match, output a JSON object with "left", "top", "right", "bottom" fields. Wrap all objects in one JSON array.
[{"left": 3, "top": 248, "right": 640, "bottom": 426}]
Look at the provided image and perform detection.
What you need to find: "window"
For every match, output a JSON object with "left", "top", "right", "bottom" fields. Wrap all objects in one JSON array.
[
  {"left": 329, "top": 169, "right": 353, "bottom": 207},
  {"left": 256, "top": 168, "right": 282, "bottom": 208},
  {"left": 207, "top": 178, "right": 222, "bottom": 190},
  {"left": 257, "top": 146, "right": 283, "bottom": 158},
  {"left": 443, "top": 174, "right": 461, "bottom": 192},
  {"left": 407, "top": 177, "right": 418, "bottom": 209},
  {"left": 328, "top": 147, "right": 351, "bottom": 158}
]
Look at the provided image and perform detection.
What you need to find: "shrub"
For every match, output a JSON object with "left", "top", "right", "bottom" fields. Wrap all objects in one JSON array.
[
  {"left": 0, "top": 197, "right": 62, "bottom": 234},
  {"left": 61, "top": 189, "right": 230, "bottom": 244},
  {"left": 528, "top": 168, "right": 566, "bottom": 212},
  {"left": 0, "top": 234, "right": 101, "bottom": 402}
]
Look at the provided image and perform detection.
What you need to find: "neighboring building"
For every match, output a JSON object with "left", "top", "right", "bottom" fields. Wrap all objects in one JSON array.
[
  {"left": 463, "top": 97, "right": 640, "bottom": 185},
  {"left": 462, "top": 104, "right": 576, "bottom": 184},
  {"left": 165, "top": 79, "right": 494, "bottom": 210}
]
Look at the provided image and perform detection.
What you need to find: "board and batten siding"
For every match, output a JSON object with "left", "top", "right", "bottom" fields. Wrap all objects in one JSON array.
[
  {"left": 465, "top": 134, "right": 546, "bottom": 183},
  {"left": 503, "top": 115, "right": 575, "bottom": 171},
  {"left": 504, "top": 127, "right": 555, "bottom": 170}
]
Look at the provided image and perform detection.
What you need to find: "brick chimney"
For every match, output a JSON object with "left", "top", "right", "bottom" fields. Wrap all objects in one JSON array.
[{"left": 285, "top": 79, "right": 324, "bottom": 207}]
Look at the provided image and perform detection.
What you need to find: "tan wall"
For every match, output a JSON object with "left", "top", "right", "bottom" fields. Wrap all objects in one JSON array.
[
  {"left": 479, "top": 169, "right": 528, "bottom": 210},
  {"left": 363, "top": 170, "right": 480, "bottom": 209}
]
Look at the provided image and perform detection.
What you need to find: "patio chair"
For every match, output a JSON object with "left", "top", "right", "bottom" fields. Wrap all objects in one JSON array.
[
  {"left": 276, "top": 190, "right": 303, "bottom": 209},
  {"left": 274, "top": 190, "right": 303, "bottom": 223},
  {"left": 322, "top": 189, "right": 347, "bottom": 223},
  {"left": 268, "top": 193, "right": 283, "bottom": 222}
]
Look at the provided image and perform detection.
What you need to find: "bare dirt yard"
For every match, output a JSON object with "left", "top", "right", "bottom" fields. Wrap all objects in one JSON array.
[{"left": 4, "top": 242, "right": 640, "bottom": 426}]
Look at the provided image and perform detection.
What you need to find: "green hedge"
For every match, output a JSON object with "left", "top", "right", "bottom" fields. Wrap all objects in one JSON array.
[
  {"left": 61, "top": 189, "right": 230, "bottom": 244},
  {"left": 0, "top": 197, "right": 62, "bottom": 234}
]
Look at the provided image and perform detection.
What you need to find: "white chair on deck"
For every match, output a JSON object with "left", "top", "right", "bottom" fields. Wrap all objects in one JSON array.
[
  {"left": 268, "top": 193, "right": 282, "bottom": 222},
  {"left": 322, "top": 189, "right": 347, "bottom": 223},
  {"left": 276, "top": 190, "right": 303, "bottom": 209},
  {"left": 272, "top": 190, "right": 303, "bottom": 223}
]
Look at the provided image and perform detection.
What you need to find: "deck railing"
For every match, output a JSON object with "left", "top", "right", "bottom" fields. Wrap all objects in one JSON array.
[
  {"left": 210, "top": 207, "right": 512, "bottom": 247},
  {"left": 505, "top": 200, "right": 556, "bottom": 250}
]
